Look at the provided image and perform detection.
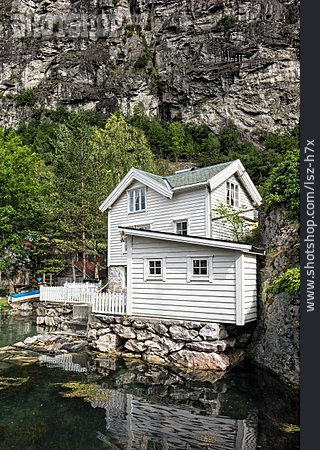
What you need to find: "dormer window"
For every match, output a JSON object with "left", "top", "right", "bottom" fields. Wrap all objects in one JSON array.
[
  {"left": 129, "top": 187, "right": 146, "bottom": 213},
  {"left": 226, "top": 182, "right": 239, "bottom": 207}
]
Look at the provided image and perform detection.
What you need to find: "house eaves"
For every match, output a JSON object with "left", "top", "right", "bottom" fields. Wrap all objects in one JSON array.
[
  {"left": 208, "top": 159, "right": 262, "bottom": 206},
  {"left": 119, "top": 227, "right": 265, "bottom": 255},
  {"left": 99, "top": 168, "right": 173, "bottom": 212}
]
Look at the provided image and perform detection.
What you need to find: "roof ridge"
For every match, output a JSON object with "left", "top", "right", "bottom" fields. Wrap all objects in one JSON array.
[{"left": 165, "top": 160, "right": 235, "bottom": 179}]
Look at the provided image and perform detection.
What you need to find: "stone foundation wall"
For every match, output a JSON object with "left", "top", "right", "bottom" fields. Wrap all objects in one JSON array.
[
  {"left": 88, "top": 315, "right": 252, "bottom": 371},
  {"left": 36, "top": 303, "right": 73, "bottom": 329}
]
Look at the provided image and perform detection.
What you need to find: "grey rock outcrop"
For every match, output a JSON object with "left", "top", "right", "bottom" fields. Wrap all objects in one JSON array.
[
  {"left": 0, "top": 0, "right": 299, "bottom": 134},
  {"left": 248, "top": 207, "right": 300, "bottom": 387}
]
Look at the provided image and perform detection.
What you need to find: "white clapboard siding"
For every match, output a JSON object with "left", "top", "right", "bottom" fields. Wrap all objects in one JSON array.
[
  {"left": 108, "top": 181, "right": 207, "bottom": 266},
  {"left": 129, "top": 236, "right": 237, "bottom": 323},
  {"left": 211, "top": 174, "right": 255, "bottom": 241},
  {"left": 243, "top": 254, "right": 258, "bottom": 322}
]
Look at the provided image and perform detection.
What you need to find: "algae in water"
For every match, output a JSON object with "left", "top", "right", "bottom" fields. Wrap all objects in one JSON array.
[
  {"left": 58, "top": 381, "right": 110, "bottom": 403},
  {"left": 0, "top": 376, "right": 29, "bottom": 391}
]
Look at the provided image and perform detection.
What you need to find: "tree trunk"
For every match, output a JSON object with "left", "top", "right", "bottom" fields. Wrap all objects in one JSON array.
[
  {"left": 71, "top": 255, "right": 76, "bottom": 283},
  {"left": 82, "top": 230, "right": 87, "bottom": 281}
]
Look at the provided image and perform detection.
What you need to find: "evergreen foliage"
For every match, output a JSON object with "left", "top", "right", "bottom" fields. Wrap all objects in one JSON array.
[{"left": 1, "top": 104, "right": 299, "bottom": 284}]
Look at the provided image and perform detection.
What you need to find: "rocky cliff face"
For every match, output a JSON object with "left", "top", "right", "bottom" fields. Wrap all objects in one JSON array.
[
  {"left": 248, "top": 207, "right": 300, "bottom": 387},
  {"left": 0, "top": 0, "right": 299, "bottom": 133}
]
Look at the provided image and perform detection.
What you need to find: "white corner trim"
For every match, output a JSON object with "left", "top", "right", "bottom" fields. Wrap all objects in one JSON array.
[
  {"left": 126, "top": 235, "right": 132, "bottom": 315},
  {"left": 205, "top": 187, "right": 211, "bottom": 238},
  {"left": 100, "top": 168, "right": 172, "bottom": 212},
  {"left": 235, "top": 252, "right": 245, "bottom": 325}
]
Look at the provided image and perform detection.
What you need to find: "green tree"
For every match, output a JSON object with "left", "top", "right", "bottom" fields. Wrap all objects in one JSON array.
[
  {"left": 0, "top": 128, "right": 53, "bottom": 278},
  {"left": 168, "top": 122, "right": 186, "bottom": 160},
  {"left": 263, "top": 147, "right": 300, "bottom": 219}
]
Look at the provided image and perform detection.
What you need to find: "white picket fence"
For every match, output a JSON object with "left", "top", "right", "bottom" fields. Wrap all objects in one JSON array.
[{"left": 39, "top": 285, "right": 126, "bottom": 315}]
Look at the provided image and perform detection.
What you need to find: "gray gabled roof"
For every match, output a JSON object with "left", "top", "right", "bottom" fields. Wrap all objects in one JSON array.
[
  {"left": 164, "top": 161, "right": 235, "bottom": 188},
  {"left": 100, "top": 159, "right": 262, "bottom": 212},
  {"left": 133, "top": 168, "right": 169, "bottom": 190}
]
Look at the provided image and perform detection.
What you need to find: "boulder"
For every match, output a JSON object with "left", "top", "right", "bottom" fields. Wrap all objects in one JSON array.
[
  {"left": 155, "top": 336, "right": 184, "bottom": 353},
  {"left": 113, "top": 324, "right": 136, "bottom": 339},
  {"left": 199, "top": 323, "right": 228, "bottom": 341},
  {"left": 124, "top": 339, "right": 148, "bottom": 353},
  {"left": 132, "top": 320, "right": 146, "bottom": 330},
  {"left": 147, "top": 322, "right": 169, "bottom": 336},
  {"left": 144, "top": 339, "right": 168, "bottom": 356},
  {"left": 136, "top": 329, "right": 155, "bottom": 341},
  {"left": 186, "top": 340, "right": 227, "bottom": 352},
  {"left": 170, "top": 350, "right": 230, "bottom": 371},
  {"left": 169, "top": 325, "right": 198, "bottom": 341},
  {"left": 94, "top": 334, "right": 119, "bottom": 352}
]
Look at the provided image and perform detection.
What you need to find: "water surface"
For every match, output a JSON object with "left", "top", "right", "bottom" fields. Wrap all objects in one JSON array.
[{"left": 0, "top": 311, "right": 299, "bottom": 449}]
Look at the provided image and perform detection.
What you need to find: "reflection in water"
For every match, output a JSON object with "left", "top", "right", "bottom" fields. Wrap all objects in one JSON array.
[
  {"left": 94, "top": 389, "right": 258, "bottom": 450},
  {"left": 37, "top": 352, "right": 259, "bottom": 449},
  {"left": 0, "top": 314, "right": 299, "bottom": 450},
  {"left": 39, "top": 354, "right": 88, "bottom": 373}
]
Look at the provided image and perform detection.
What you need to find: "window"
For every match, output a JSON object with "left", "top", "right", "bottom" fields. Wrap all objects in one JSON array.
[
  {"left": 175, "top": 221, "right": 188, "bottom": 235},
  {"left": 187, "top": 256, "right": 213, "bottom": 282},
  {"left": 144, "top": 258, "right": 166, "bottom": 281},
  {"left": 149, "top": 260, "right": 162, "bottom": 276},
  {"left": 192, "top": 259, "right": 208, "bottom": 275},
  {"left": 226, "top": 182, "right": 239, "bottom": 207},
  {"left": 129, "top": 188, "right": 146, "bottom": 213}
]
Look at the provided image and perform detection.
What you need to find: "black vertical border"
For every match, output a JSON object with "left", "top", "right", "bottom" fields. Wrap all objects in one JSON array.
[{"left": 300, "top": 2, "right": 320, "bottom": 448}]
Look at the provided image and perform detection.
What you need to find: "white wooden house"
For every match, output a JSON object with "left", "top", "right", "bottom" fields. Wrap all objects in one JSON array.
[{"left": 100, "top": 160, "right": 263, "bottom": 325}]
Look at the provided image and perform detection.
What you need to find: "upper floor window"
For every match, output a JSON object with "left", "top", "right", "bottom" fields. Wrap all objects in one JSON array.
[
  {"left": 175, "top": 220, "right": 188, "bottom": 235},
  {"left": 226, "top": 181, "right": 239, "bottom": 207},
  {"left": 129, "top": 187, "right": 146, "bottom": 213}
]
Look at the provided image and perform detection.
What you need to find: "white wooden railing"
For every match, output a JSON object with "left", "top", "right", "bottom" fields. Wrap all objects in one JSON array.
[
  {"left": 39, "top": 285, "right": 127, "bottom": 315},
  {"left": 92, "top": 292, "right": 126, "bottom": 315}
]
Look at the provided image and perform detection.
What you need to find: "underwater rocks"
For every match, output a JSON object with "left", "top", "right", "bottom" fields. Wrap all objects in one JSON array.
[{"left": 4, "top": 331, "right": 88, "bottom": 356}]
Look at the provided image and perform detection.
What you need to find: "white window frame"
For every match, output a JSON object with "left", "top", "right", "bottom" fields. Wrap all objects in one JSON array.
[
  {"left": 187, "top": 256, "right": 214, "bottom": 283},
  {"left": 144, "top": 258, "right": 166, "bottom": 281},
  {"left": 226, "top": 181, "right": 240, "bottom": 207},
  {"left": 174, "top": 219, "right": 189, "bottom": 235},
  {"left": 128, "top": 187, "right": 146, "bottom": 213}
]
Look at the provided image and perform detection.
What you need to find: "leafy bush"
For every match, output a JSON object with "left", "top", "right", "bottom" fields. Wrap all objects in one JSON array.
[
  {"left": 218, "top": 15, "right": 235, "bottom": 31},
  {"left": 263, "top": 148, "right": 300, "bottom": 219},
  {"left": 16, "top": 88, "right": 36, "bottom": 107},
  {"left": 267, "top": 267, "right": 300, "bottom": 296}
]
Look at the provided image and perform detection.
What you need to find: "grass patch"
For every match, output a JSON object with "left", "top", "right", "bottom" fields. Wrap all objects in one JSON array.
[{"left": 0, "top": 297, "right": 10, "bottom": 309}]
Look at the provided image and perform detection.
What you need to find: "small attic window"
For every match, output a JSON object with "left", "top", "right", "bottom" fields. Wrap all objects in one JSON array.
[
  {"left": 128, "top": 187, "right": 146, "bottom": 213},
  {"left": 226, "top": 181, "right": 239, "bottom": 207}
]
